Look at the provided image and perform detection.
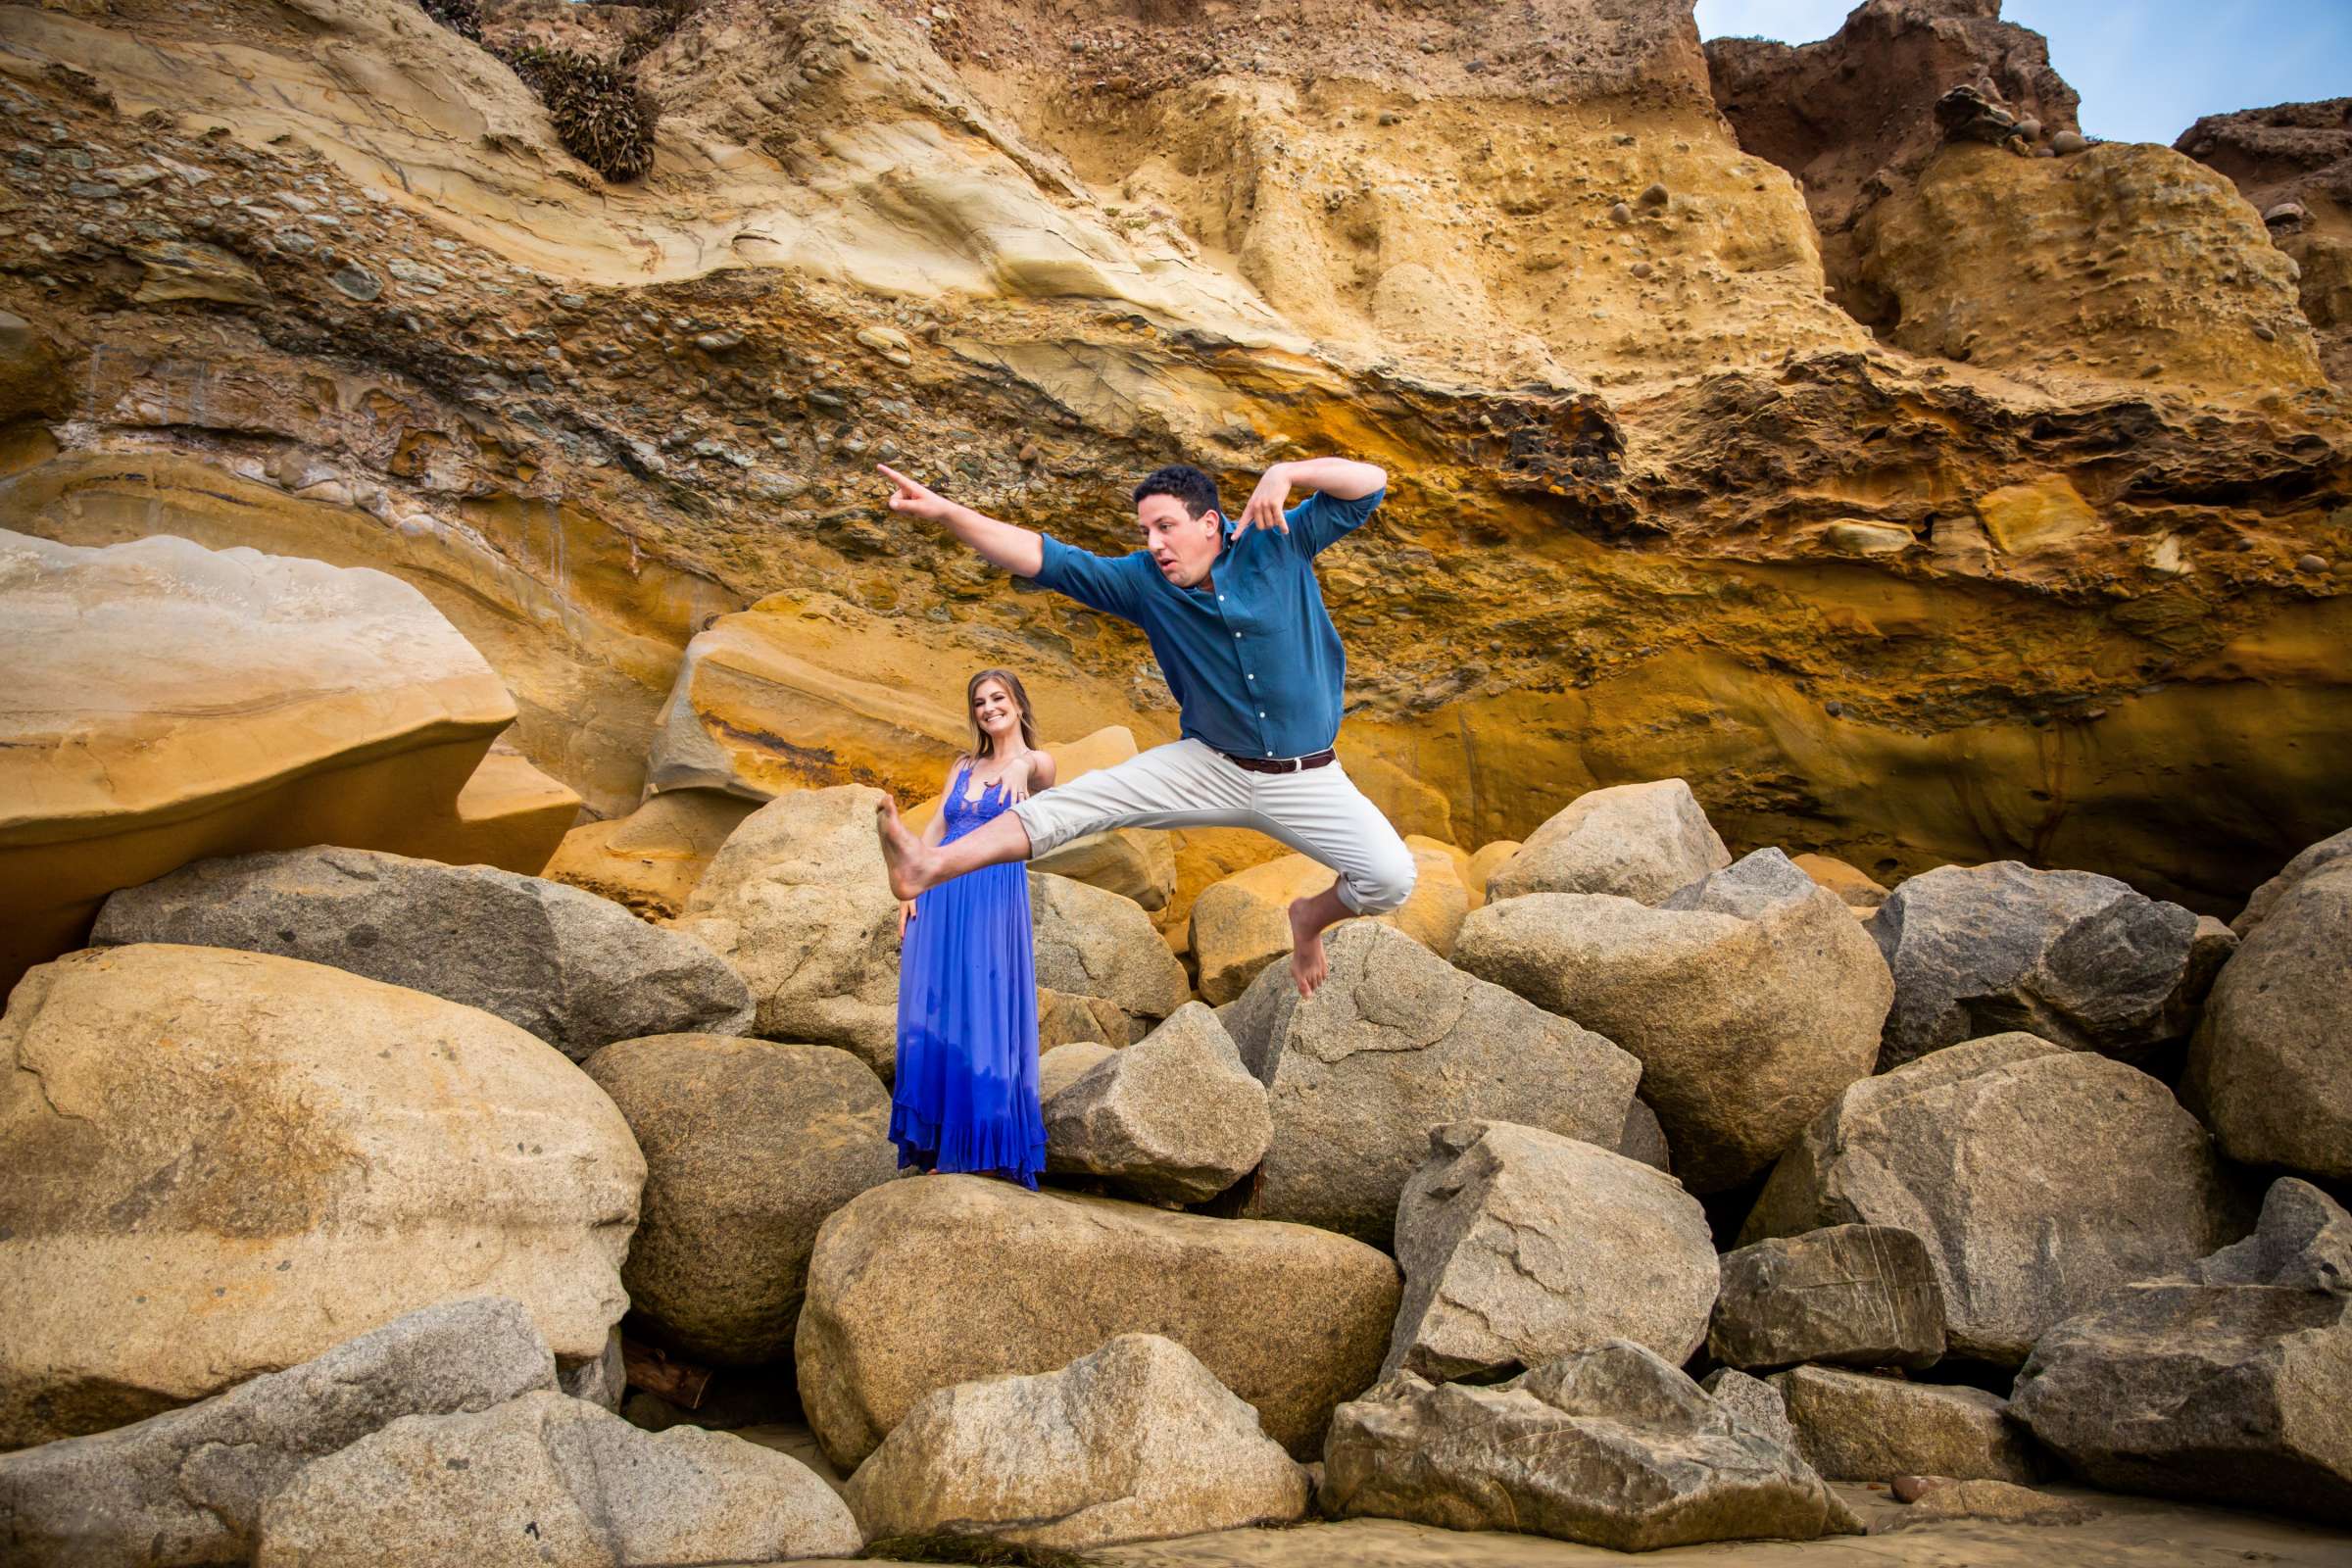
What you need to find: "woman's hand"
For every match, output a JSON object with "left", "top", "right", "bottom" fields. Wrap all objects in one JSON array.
[
  {"left": 897, "top": 898, "right": 917, "bottom": 939},
  {"left": 1004, "top": 755, "right": 1035, "bottom": 806},
  {"left": 1238, "top": 463, "right": 1296, "bottom": 534}
]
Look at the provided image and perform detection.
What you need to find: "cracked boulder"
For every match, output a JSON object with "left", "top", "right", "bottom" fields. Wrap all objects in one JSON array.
[
  {"left": 94, "top": 846, "right": 754, "bottom": 1062},
  {"left": 1321, "top": 1342, "right": 1857, "bottom": 1551},
  {"left": 0, "top": 944, "right": 643, "bottom": 1449},
  {"left": 1872, "top": 859, "right": 2225, "bottom": 1069},
  {"left": 2010, "top": 1178, "right": 2352, "bottom": 1524},
  {"left": 1030, "top": 871, "right": 1192, "bottom": 1039},
  {"left": 1709, "top": 1225, "right": 1945, "bottom": 1372},
  {"left": 1385, "top": 1121, "right": 1719, "bottom": 1381},
  {"left": 844, "top": 1335, "right": 1308, "bottom": 1549},
  {"left": 1043, "top": 1003, "right": 1271, "bottom": 1204},
  {"left": 0, "top": 1297, "right": 556, "bottom": 1568},
  {"left": 1742, "top": 1032, "right": 2243, "bottom": 1366},
  {"left": 1219, "top": 921, "right": 1642, "bottom": 1247},
  {"left": 1455, "top": 848, "right": 1891, "bottom": 1193}
]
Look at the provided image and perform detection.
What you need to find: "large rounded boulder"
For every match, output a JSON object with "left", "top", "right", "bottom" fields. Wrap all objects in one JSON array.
[
  {"left": 794, "top": 1176, "right": 1398, "bottom": 1470},
  {"left": 1485, "top": 779, "right": 1731, "bottom": 905},
  {"left": 94, "top": 846, "right": 754, "bottom": 1062},
  {"left": 1871, "top": 860, "right": 2220, "bottom": 1069},
  {"left": 670, "top": 786, "right": 903, "bottom": 1076},
  {"left": 1741, "top": 1032, "right": 2245, "bottom": 1366},
  {"left": 581, "top": 1034, "right": 898, "bottom": 1366},
  {"left": 1454, "top": 848, "right": 1891, "bottom": 1193},
  {"left": 2183, "top": 854, "right": 2352, "bottom": 1182},
  {"left": 0, "top": 945, "right": 643, "bottom": 1448}
]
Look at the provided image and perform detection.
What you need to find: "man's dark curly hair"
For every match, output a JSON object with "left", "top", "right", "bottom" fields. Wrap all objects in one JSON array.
[{"left": 1132, "top": 465, "right": 1223, "bottom": 521}]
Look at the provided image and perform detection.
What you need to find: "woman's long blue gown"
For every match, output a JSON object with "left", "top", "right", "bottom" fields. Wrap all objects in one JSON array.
[{"left": 889, "top": 761, "right": 1046, "bottom": 1187}]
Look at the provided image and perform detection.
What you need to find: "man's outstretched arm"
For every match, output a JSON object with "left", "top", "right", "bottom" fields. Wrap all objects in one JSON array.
[
  {"left": 1235, "top": 457, "right": 1390, "bottom": 546},
  {"left": 879, "top": 464, "right": 1042, "bottom": 577}
]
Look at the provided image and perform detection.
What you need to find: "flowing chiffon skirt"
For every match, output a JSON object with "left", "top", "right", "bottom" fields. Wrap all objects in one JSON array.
[{"left": 889, "top": 770, "right": 1046, "bottom": 1187}]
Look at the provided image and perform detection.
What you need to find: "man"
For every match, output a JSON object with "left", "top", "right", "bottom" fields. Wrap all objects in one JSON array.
[{"left": 872, "top": 455, "right": 1415, "bottom": 997}]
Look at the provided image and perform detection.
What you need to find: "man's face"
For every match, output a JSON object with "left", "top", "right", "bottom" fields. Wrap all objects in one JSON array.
[{"left": 1139, "top": 494, "right": 1223, "bottom": 588}]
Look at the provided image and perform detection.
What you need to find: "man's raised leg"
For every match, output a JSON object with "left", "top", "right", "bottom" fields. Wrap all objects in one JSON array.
[{"left": 875, "top": 796, "right": 1032, "bottom": 901}]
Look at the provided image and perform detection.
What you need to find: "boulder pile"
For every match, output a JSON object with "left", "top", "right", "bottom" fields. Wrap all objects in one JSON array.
[{"left": 4, "top": 727, "right": 2345, "bottom": 1561}]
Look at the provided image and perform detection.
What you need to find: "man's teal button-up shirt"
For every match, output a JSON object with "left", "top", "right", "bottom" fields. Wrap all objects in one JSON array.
[{"left": 1028, "top": 486, "right": 1385, "bottom": 760}]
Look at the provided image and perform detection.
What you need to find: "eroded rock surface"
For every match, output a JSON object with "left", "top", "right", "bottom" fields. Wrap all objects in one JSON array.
[{"left": 1771, "top": 1365, "right": 2037, "bottom": 1485}]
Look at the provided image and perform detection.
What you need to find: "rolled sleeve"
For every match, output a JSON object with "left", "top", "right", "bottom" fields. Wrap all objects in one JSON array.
[
  {"left": 1287, "top": 485, "right": 1386, "bottom": 558},
  {"left": 1031, "top": 534, "right": 1144, "bottom": 620}
]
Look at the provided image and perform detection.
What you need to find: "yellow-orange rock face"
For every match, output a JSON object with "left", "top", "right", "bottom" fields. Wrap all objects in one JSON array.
[
  {"left": 0, "top": 0, "right": 2343, "bottom": 920},
  {"left": 0, "top": 529, "right": 566, "bottom": 996}
]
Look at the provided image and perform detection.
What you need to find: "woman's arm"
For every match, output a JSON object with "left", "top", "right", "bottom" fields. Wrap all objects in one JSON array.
[{"left": 1006, "top": 749, "right": 1056, "bottom": 805}]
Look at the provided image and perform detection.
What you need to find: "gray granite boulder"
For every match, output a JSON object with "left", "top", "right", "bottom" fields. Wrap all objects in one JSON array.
[
  {"left": 845, "top": 1335, "right": 1307, "bottom": 1548},
  {"left": 1770, "top": 1366, "right": 2037, "bottom": 1484},
  {"left": 1044, "top": 1003, "right": 1270, "bottom": 1203},
  {"left": 1742, "top": 1033, "right": 2243, "bottom": 1366},
  {"left": 1385, "top": 1121, "right": 1718, "bottom": 1381},
  {"left": 2183, "top": 857, "right": 2352, "bottom": 1182},
  {"left": 1709, "top": 1225, "right": 1945, "bottom": 1372},
  {"left": 1699, "top": 1368, "right": 1797, "bottom": 1453},
  {"left": 1038, "top": 1041, "right": 1116, "bottom": 1101},
  {"left": 0, "top": 1298, "right": 554, "bottom": 1568},
  {"left": 2010, "top": 1178, "right": 2352, "bottom": 1523},
  {"left": 93, "top": 846, "right": 753, "bottom": 1061},
  {"left": 254, "top": 1391, "right": 859, "bottom": 1566},
  {"left": 1454, "top": 849, "right": 1891, "bottom": 1193},
  {"left": 1486, "top": 779, "right": 1730, "bottom": 904},
  {"left": 1321, "top": 1341, "right": 1857, "bottom": 1551},
  {"left": 1871, "top": 860, "right": 2221, "bottom": 1069},
  {"left": 2231, "top": 825, "right": 2352, "bottom": 935},
  {"left": 581, "top": 1035, "right": 898, "bottom": 1366},
  {"left": 1219, "top": 922, "right": 1642, "bottom": 1247},
  {"left": 1031, "top": 871, "right": 1191, "bottom": 1036}
]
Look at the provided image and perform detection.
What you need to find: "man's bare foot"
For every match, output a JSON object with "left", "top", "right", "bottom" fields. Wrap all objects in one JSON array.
[
  {"left": 1287, "top": 897, "right": 1330, "bottom": 998},
  {"left": 874, "top": 795, "right": 933, "bottom": 901}
]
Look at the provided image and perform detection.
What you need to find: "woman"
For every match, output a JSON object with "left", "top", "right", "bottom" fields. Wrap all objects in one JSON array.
[{"left": 890, "top": 668, "right": 1057, "bottom": 1187}]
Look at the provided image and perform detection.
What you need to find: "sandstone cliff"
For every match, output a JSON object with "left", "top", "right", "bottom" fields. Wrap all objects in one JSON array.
[{"left": 0, "top": 0, "right": 2343, "bottom": 933}]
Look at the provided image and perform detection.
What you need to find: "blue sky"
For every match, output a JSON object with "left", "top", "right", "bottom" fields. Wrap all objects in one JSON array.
[{"left": 1695, "top": 1, "right": 2352, "bottom": 145}]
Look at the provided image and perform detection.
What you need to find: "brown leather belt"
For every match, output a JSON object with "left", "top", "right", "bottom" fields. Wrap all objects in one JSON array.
[{"left": 1218, "top": 748, "right": 1337, "bottom": 775}]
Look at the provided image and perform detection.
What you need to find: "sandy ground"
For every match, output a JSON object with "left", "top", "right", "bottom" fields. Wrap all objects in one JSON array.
[{"left": 739, "top": 1422, "right": 2352, "bottom": 1567}]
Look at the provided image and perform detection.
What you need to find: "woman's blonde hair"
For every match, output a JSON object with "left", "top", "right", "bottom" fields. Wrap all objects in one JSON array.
[{"left": 964, "top": 667, "right": 1039, "bottom": 762}]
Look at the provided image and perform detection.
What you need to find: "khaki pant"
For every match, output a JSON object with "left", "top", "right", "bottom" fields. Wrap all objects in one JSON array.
[{"left": 1011, "top": 739, "right": 1416, "bottom": 914}]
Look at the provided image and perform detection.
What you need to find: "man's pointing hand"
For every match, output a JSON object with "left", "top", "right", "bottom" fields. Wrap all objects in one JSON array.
[
  {"left": 1238, "top": 462, "right": 1295, "bottom": 534},
  {"left": 878, "top": 464, "right": 954, "bottom": 523}
]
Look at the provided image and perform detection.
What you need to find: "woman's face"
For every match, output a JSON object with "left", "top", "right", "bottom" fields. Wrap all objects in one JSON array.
[{"left": 972, "top": 679, "right": 1019, "bottom": 741}]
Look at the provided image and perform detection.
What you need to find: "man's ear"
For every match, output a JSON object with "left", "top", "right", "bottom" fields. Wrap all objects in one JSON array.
[{"left": 1202, "top": 510, "right": 1225, "bottom": 533}]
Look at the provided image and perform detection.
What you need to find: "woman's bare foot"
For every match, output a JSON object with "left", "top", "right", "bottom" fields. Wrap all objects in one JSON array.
[
  {"left": 1287, "top": 896, "right": 1330, "bottom": 998},
  {"left": 874, "top": 795, "right": 934, "bottom": 901}
]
